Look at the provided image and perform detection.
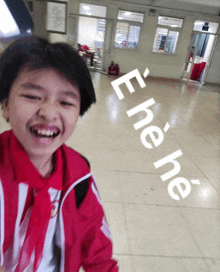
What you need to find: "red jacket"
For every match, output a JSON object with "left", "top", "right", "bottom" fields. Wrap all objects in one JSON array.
[
  {"left": 80, "top": 45, "right": 90, "bottom": 52},
  {"left": 0, "top": 130, "right": 118, "bottom": 271}
]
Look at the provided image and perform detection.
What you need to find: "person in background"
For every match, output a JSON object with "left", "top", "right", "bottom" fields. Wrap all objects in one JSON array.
[{"left": 78, "top": 43, "right": 95, "bottom": 66}]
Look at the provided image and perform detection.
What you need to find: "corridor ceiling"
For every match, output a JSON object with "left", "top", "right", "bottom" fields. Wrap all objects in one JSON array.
[
  {"left": 151, "top": 0, "right": 220, "bottom": 8},
  {"left": 115, "top": 0, "right": 220, "bottom": 15}
]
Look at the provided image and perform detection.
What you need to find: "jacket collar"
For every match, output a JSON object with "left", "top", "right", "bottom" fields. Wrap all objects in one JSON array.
[
  {"left": 9, "top": 131, "right": 63, "bottom": 191},
  {"left": 0, "top": 130, "right": 90, "bottom": 191},
  {"left": 60, "top": 144, "right": 91, "bottom": 197}
]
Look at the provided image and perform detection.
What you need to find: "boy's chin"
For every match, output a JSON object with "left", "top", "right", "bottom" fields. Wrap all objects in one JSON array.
[{"left": 27, "top": 147, "right": 57, "bottom": 160}]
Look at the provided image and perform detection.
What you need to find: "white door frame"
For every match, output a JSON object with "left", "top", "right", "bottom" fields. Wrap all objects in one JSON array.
[
  {"left": 180, "top": 30, "right": 218, "bottom": 84},
  {"left": 201, "top": 34, "right": 218, "bottom": 85},
  {"left": 68, "top": 13, "right": 113, "bottom": 73},
  {"left": 68, "top": 14, "right": 79, "bottom": 50},
  {"left": 180, "top": 31, "right": 202, "bottom": 84},
  {"left": 101, "top": 19, "right": 114, "bottom": 73}
]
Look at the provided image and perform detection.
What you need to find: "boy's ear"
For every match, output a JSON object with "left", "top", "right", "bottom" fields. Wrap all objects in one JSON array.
[{"left": 2, "top": 99, "right": 10, "bottom": 123}]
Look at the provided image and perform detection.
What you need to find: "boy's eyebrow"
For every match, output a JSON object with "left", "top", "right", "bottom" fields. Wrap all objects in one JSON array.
[
  {"left": 61, "top": 91, "right": 80, "bottom": 100},
  {"left": 21, "top": 82, "right": 80, "bottom": 100},
  {"left": 21, "top": 82, "right": 44, "bottom": 90}
]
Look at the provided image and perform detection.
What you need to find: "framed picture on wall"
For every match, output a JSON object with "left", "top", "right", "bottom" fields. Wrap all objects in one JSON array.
[{"left": 46, "top": 1, "right": 67, "bottom": 34}]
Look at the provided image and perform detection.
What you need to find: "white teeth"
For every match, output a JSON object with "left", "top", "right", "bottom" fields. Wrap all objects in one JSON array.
[
  {"left": 39, "top": 129, "right": 46, "bottom": 136},
  {"left": 30, "top": 127, "right": 59, "bottom": 137}
]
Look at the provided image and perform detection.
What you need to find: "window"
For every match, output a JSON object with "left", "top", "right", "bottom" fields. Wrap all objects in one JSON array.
[
  {"left": 79, "top": 3, "right": 106, "bottom": 18},
  {"left": 117, "top": 10, "right": 144, "bottom": 23},
  {"left": 95, "top": 19, "right": 106, "bottom": 48},
  {"left": 193, "top": 33, "right": 210, "bottom": 58},
  {"left": 114, "top": 10, "right": 144, "bottom": 49},
  {"left": 157, "top": 16, "right": 183, "bottom": 28},
  {"left": 153, "top": 16, "right": 183, "bottom": 54}
]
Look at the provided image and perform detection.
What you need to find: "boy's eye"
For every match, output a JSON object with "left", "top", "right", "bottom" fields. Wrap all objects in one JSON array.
[
  {"left": 60, "top": 101, "right": 74, "bottom": 107},
  {"left": 23, "top": 95, "right": 41, "bottom": 100}
]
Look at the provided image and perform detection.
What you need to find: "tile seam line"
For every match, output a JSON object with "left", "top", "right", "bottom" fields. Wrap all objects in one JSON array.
[
  {"left": 91, "top": 168, "right": 207, "bottom": 177},
  {"left": 190, "top": 157, "right": 220, "bottom": 196},
  {"left": 113, "top": 253, "right": 220, "bottom": 260},
  {"left": 120, "top": 202, "right": 220, "bottom": 211},
  {"left": 179, "top": 210, "right": 210, "bottom": 269}
]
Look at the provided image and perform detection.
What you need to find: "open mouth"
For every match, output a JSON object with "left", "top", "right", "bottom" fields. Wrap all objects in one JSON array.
[{"left": 29, "top": 126, "right": 60, "bottom": 139}]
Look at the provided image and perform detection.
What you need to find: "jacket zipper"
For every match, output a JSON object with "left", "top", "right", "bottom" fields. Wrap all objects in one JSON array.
[{"left": 58, "top": 172, "right": 92, "bottom": 272}]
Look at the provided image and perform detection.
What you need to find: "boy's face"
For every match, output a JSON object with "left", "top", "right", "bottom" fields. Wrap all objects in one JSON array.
[{"left": 3, "top": 68, "right": 80, "bottom": 160}]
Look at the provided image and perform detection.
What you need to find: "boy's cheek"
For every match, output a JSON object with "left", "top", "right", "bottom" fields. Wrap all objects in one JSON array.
[
  {"left": 14, "top": 100, "right": 36, "bottom": 117},
  {"left": 2, "top": 110, "right": 9, "bottom": 122},
  {"left": 2, "top": 99, "right": 10, "bottom": 122}
]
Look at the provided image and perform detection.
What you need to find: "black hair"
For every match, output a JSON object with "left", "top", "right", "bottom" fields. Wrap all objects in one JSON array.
[{"left": 0, "top": 36, "right": 96, "bottom": 116}]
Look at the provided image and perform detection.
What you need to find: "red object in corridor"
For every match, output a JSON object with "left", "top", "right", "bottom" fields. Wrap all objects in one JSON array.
[
  {"left": 108, "top": 61, "right": 120, "bottom": 75},
  {"left": 190, "top": 63, "right": 200, "bottom": 80},
  {"left": 190, "top": 62, "right": 206, "bottom": 81}
]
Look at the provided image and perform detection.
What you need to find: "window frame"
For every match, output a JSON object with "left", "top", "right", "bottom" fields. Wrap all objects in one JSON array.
[
  {"left": 152, "top": 15, "right": 184, "bottom": 55},
  {"left": 114, "top": 10, "right": 144, "bottom": 50},
  {"left": 79, "top": 3, "right": 107, "bottom": 18}
]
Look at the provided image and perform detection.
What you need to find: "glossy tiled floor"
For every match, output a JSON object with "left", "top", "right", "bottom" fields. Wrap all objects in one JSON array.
[{"left": 1, "top": 73, "right": 220, "bottom": 271}]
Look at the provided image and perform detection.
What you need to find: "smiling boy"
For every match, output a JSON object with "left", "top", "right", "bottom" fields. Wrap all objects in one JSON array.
[
  {"left": 3, "top": 68, "right": 80, "bottom": 177},
  {"left": 0, "top": 36, "right": 118, "bottom": 271}
]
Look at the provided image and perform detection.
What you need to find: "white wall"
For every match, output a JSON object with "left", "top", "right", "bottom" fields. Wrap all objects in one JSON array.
[
  {"left": 203, "top": 34, "right": 216, "bottom": 62},
  {"left": 32, "top": 0, "right": 48, "bottom": 38},
  {"left": 158, "top": 0, "right": 219, "bottom": 15},
  {"left": 206, "top": 36, "right": 220, "bottom": 84},
  {"left": 107, "top": 4, "right": 195, "bottom": 78}
]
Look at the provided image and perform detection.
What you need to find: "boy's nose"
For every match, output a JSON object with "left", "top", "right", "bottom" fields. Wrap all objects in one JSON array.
[{"left": 37, "top": 102, "right": 59, "bottom": 121}]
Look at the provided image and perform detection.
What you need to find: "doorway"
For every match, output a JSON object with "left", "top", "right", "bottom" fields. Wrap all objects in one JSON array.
[
  {"left": 78, "top": 16, "right": 106, "bottom": 71},
  {"left": 180, "top": 21, "right": 219, "bottom": 85}
]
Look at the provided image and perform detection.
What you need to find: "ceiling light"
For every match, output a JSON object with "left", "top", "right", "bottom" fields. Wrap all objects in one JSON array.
[
  {"left": 118, "top": 17, "right": 123, "bottom": 20},
  {"left": 125, "top": 12, "right": 131, "bottom": 16}
]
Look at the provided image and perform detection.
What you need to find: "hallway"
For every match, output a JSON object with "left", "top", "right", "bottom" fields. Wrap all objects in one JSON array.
[
  {"left": 76, "top": 72, "right": 220, "bottom": 272},
  {"left": 73, "top": 72, "right": 220, "bottom": 272}
]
